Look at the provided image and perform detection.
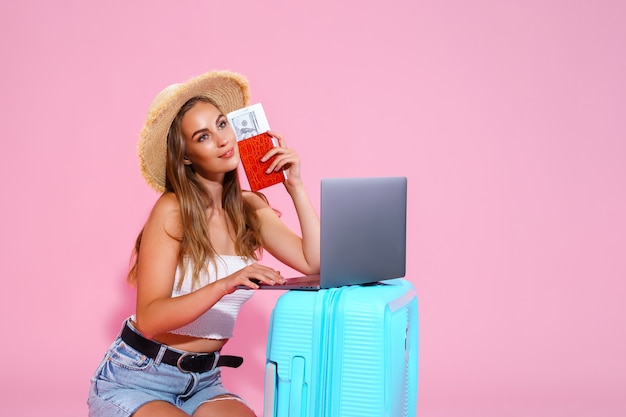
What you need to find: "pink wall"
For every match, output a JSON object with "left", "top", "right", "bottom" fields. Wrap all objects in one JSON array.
[{"left": 1, "top": 1, "right": 624, "bottom": 416}]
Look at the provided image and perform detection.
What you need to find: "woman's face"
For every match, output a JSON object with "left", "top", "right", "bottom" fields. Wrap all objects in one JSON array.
[{"left": 180, "top": 101, "right": 240, "bottom": 181}]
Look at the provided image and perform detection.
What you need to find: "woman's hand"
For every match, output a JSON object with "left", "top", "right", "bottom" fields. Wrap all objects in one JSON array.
[
  {"left": 253, "top": 130, "right": 321, "bottom": 279},
  {"left": 262, "top": 130, "right": 303, "bottom": 189},
  {"left": 217, "top": 263, "right": 286, "bottom": 294}
]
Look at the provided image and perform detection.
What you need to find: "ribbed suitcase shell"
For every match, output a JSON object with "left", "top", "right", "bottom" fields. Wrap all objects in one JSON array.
[{"left": 264, "top": 278, "right": 418, "bottom": 417}]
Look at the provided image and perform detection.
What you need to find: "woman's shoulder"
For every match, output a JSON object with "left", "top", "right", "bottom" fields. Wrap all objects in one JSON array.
[
  {"left": 145, "top": 193, "right": 182, "bottom": 232},
  {"left": 242, "top": 190, "right": 270, "bottom": 210},
  {"left": 150, "top": 192, "right": 180, "bottom": 214}
]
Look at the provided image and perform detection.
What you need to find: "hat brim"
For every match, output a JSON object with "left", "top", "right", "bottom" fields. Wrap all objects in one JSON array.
[{"left": 138, "top": 70, "right": 250, "bottom": 193}]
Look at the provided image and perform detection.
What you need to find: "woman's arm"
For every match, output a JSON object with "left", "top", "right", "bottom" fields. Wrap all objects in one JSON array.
[
  {"left": 252, "top": 131, "right": 321, "bottom": 275},
  {"left": 133, "top": 193, "right": 281, "bottom": 339}
]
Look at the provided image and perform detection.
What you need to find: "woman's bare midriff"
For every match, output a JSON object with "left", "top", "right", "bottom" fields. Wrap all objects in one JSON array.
[{"left": 152, "top": 331, "right": 229, "bottom": 353}]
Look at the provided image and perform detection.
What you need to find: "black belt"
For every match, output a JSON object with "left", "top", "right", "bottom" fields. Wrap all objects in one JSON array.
[{"left": 121, "top": 322, "right": 243, "bottom": 373}]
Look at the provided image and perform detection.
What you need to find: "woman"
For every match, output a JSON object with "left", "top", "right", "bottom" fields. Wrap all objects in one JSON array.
[{"left": 88, "top": 70, "right": 320, "bottom": 417}]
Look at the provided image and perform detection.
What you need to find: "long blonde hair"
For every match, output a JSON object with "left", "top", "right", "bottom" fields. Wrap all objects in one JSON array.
[{"left": 128, "top": 96, "right": 264, "bottom": 289}]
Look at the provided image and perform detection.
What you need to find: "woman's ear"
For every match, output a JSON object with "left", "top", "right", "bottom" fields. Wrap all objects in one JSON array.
[{"left": 183, "top": 155, "right": 192, "bottom": 166}]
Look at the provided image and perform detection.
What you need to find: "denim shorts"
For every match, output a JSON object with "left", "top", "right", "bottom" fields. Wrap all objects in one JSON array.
[{"left": 87, "top": 321, "right": 243, "bottom": 417}]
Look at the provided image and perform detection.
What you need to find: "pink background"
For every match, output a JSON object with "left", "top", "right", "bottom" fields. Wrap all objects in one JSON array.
[{"left": 1, "top": 1, "right": 624, "bottom": 416}]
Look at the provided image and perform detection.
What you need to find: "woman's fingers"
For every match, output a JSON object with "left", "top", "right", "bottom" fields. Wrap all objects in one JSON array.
[{"left": 236, "top": 264, "right": 285, "bottom": 289}]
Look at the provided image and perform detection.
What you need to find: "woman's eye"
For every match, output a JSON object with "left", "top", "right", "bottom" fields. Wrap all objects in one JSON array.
[
  {"left": 198, "top": 133, "right": 209, "bottom": 142},
  {"left": 218, "top": 120, "right": 227, "bottom": 129}
]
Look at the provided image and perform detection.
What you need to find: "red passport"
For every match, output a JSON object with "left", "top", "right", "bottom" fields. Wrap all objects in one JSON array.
[{"left": 237, "top": 132, "right": 287, "bottom": 191}]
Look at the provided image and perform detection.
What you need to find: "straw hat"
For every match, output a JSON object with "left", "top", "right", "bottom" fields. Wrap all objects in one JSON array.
[{"left": 138, "top": 70, "right": 250, "bottom": 192}]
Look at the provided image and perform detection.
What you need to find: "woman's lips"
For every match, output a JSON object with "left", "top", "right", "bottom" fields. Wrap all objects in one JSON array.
[{"left": 220, "top": 147, "right": 235, "bottom": 158}]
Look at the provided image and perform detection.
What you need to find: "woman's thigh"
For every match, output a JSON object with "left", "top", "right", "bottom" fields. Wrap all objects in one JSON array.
[
  {"left": 193, "top": 395, "right": 257, "bottom": 417},
  {"left": 133, "top": 400, "right": 190, "bottom": 417}
]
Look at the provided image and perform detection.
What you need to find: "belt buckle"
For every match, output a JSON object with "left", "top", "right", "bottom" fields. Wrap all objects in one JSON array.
[{"left": 176, "top": 352, "right": 215, "bottom": 373}]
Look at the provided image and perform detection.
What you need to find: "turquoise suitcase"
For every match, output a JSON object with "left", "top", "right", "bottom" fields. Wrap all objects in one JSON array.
[{"left": 264, "top": 278, "right": 418, "bottom": 417}]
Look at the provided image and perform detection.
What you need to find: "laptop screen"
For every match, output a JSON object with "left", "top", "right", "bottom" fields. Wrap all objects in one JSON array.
[{"left": 319, "top": 176, "right": 407, "bottom": 288}]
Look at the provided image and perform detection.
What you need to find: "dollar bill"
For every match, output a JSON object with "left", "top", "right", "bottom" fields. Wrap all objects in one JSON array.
[{"left": 227, "top": 103, "right": 271, "bottom": 141}]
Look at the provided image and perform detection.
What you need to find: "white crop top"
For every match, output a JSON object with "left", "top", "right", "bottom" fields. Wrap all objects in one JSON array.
[{"left": 169, "top": 255, "right": 254, "bottom": 339}]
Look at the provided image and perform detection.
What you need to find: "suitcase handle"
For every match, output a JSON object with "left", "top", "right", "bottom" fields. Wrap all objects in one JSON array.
[
  {"left": 264, "top": 361, "right": 277, "bottom": 417},
  {"left": 289, "top": 356, "right": 306, "bottom": 416}
]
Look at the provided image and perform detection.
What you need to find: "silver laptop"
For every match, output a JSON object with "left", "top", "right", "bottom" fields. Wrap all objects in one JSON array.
[{"left": 240, "top": 176, "right": 407, "bottom": 290}]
